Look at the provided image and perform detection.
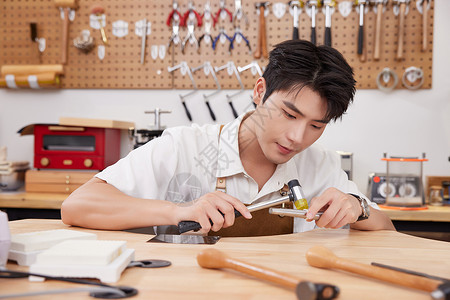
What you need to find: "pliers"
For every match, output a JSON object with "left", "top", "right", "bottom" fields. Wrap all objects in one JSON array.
[
  {"left": 212, "top": 27, "right": 233, "bottom": 52},
  {"left": 166, "top": 1, "right": 183, "bottom": 27},
  {"left": 182, "top": 21, "right": 199, "bottom": 54},
  {"left": 181, "top": 1, "right": 203, "bottom": 27},
  {"left": 167, "top": 20, "right": 181, "bottom": 53},
  {"left": 198, "top": 19, "right": 213, "bottom": 47},
  {"left": 233, "top": 0, "right": 249, "bottom": 27},
  {"left": 213, "top": 0, "right": 233, "bottom": 28},
  {"left": 229, "top": 27, "right": 251, "bottom": 54}
]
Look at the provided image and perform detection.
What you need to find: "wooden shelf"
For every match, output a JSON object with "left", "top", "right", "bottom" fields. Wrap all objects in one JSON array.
[{"left": 380, "top": 205, "right": 450, "bottom": 222}]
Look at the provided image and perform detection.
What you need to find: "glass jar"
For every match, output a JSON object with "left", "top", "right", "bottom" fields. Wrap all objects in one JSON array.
[{"left": 429, "top": 186, "right": 444, "bottom": 206}]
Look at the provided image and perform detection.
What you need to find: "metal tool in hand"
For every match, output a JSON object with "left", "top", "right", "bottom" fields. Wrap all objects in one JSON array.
[
  {"left": 177, "top": 179, "right": 308, "bottom": 234},
  {"left": 269, "top": 208, "right": 323, "bottom": 220},
  {"left": 198, "top": 248, "right": 340, "bottom": 300}
]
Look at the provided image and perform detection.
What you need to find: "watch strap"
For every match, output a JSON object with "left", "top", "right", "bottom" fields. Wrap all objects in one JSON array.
[{"left": 349, "top": 193, "right": 370, "bottom": 221}]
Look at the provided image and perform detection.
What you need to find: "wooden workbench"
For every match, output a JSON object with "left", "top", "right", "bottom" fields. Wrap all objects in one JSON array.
[{"left": 3, "top": 219, "right": 450, "bottom": 300}]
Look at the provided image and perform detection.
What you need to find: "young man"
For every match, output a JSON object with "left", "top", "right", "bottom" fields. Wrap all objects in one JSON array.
[{"left": 61, "top": 40, "right": 395, "bottom": 234}]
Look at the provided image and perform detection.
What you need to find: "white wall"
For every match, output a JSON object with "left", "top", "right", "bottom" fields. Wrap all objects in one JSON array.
[{"left": 1, "top": 0, "right": 449, "bottom": 193}]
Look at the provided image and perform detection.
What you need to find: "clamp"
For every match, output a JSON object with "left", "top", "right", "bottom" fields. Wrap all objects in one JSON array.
[
  {"left": 213, "top": 0, "right": 233, "bottom": 28},
  {"left": 181, "top": 1, "right": 203, "bottom": 27},
  {"left": 181, "top": 21, "right": 199, "bottom": 54},
  {"left": 229, "top": 27, "right": 251, "bottom": 54},
  {"left": 166, "top": 1, "right": 183, "bottom": 27}
]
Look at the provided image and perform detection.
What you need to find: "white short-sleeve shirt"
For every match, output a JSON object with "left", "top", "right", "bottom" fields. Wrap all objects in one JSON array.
[{"left": 96, "top": 113, "right": 377, "bottom": 233}]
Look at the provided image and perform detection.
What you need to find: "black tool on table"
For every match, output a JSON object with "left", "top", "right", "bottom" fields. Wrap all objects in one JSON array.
[
  {"left": 0, "top": 268, "right": 137, "bottom": 299},
  {"left": 177, "top": 179, "right": 305, "bottom": 234},
  {"left": 371, "top": 262, "right": 450, "bottom": 283}
]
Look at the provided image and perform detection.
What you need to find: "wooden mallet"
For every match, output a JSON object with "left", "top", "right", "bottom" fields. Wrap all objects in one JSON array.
[
  {"left": 54, "top": 0, "right": 77, "bottom": 65},
  {"left": 306, "top": 246, "right": 450, "bottom": 299},
  {"left": 197, "top": 248, "right": 339, "bottom": 300}
]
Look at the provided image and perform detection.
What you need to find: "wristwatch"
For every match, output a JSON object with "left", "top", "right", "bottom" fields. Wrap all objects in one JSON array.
[{"left": 349, "top": 193, "right": 370, "bottom": 221}]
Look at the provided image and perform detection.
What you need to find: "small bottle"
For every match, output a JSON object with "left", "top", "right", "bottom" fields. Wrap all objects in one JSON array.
[{"left": 429, "top": 186, "right": 444, "bottom": 206}]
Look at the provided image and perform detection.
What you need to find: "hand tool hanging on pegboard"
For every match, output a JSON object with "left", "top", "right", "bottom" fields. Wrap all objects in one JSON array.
[
  {"left": 192, "top": 62, "right": 221, "bottom": 121},
  {"left": 199, "top": 2, "right": 214, "bottom": 51},
  {"left": 322, "top": 0, "right": 336, "bottom": 47},
  {"left": 213, "top": 28, "right": 233, "bottom": 52},
  {"left": 213, "top": 0, "right": 233, "bottom": 28},
  {"left": 354, "top": 1, "right": 367, "bottom": 58},
  {"left": 371, "top": 0, "right": 387, "bottom": 61},
  {"left": 418, "top": 0, "right": 430, "bottom": 52},
  {"left": 181, "top": 21, "right": 200, "bottom": 54},
  {"left": 254, "top": 2, "right": 270, "bottom": 59},
  {"left": 181, "top": 1, "right": 203, "bottom": 27},
  {"left": 305, "top": 1, "right": 320, "bottom": 45},
  {"left": 289, "top": 1, "right": 302, "bottom": 40},
  {"left": 393, "top": 0, "right": 410, "bottom": 61},
  {"left": 215, "top": 62, "right": 244, "bottom": 118},
  {"left": 168, "top": 62, "right": 197, "bottom": 121},
  {"left": 55, "top": 0, "right": 78, "bottom": 65},
  {"left": 233, "top": 0, "right": 249, "bottom": 27},
  {"left": 229, "top": 27, "right": 252, "bottom": 55},
  {"left": 91, "top": 5, "right": 109, "bottom": 45}
]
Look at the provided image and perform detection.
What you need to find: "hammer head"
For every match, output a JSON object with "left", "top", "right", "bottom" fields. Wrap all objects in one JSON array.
[
  {"left": 296, "top": 281, "right": 340, "bottom": 300},
  {"left": 255, "top": 2, "right": 270, "bottom": 9},
  {"left": 431, "top": 282, "right": 450, "bottom": 300},
  {"left": 287, "top": 179, "right": 309, "bottom": 210}
]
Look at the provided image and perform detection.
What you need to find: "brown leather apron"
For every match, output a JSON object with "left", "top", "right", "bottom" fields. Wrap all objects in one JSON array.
[{"left": 209, "top": 125, "right": 294, "bottom": 237}]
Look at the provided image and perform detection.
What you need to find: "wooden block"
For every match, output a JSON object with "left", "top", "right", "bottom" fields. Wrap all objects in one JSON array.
[{"left": 59, "top": 117, "right": 134, "bottom": 130}]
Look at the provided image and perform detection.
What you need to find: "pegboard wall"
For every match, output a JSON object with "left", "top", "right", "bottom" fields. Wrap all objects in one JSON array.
[{"left": 0, "top": 0, "right": 434, "bottom": 90}]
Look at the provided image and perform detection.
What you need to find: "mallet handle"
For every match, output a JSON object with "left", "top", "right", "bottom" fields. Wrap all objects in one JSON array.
[
  {"left": 306, "top": 246, "right": 441, "bottom": 293},
  {"left": 396, "top": 2, "right": 406, "bottom": 60},
  {"left": 373, "top": 3, "right": 383, "bottom": 60},
  {"left": 198, "top": 248, "right": 299, "bottom": 288}
]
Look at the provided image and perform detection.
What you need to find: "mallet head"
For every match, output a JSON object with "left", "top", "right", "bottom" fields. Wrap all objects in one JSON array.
[
  {"left": 296, "top": 281, "right": 340, "bottom": 300},
  {"left": 431, "top": 282, "right": 450, "bottom": 300},
  {"left": 287, "top": 179, "right": 309, "bottom": 210}
]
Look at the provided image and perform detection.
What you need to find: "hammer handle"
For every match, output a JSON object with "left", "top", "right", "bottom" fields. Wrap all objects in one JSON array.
[
  {"left": 61, "top": 7, "right": 70, "bottom": 65},
  {"left": 178, "top": 209, "right": 242, "bottom": 234},
  {"left": 293, "top": 27, "right": 299, "bottom": 40},
  {"left": 311, "top": 27, "right": 316, "bottom": 45},
  {"left": 260, "top": 6, "right": 268, "bottom": 58},
  {"left": 396, "top": 3, "right": 406, "bottom": 60},
  {"left": 254, "top": 6, "right": 265, "bottom": 59},
  {"left": 197, "top": 249, "right": 299, "bottom": 289},
  {"left": 306, "top": 246, "right": 441, "bottom": 293},
  {"left": 324, "top": 27, "right": 331, "bottom": 47},
  {"left": 373, "top": 3, "right": 383, "bottom": 61},
  {"left": 422, "top": 0, "right": 427, "bottom": 51}
]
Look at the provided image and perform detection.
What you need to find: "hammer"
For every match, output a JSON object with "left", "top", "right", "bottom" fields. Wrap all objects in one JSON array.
[
  {"left": 178, "top": 179, "right": 308, "bottom": 234},
  {"left": 306, "top": 246, "right": 450, "bottom": 299},
  {"left": 394, "top": 0, "right": 410, "bottom": 61},
  {"left": 54, "top": 0, "right": 78, "bottom": 65},
  {"left": 254, "top": 2, "right": 270, "bottom": 59},
  {"left": 197, "top": 248, "right": 340, "bottom": 300}
]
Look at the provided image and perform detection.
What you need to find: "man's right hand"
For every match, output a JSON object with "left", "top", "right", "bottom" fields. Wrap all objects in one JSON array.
[{"left": 175, "top": 191, "right": 252, "bottom": 233}]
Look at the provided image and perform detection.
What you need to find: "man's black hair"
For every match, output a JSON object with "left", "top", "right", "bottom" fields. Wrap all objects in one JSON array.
[{"left": 262, "top": 40, "right": 356, "bottom": 122}]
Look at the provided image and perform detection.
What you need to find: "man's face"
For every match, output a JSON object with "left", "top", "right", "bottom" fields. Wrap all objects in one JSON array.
[{"left": 252, "top": 86, "right": 328, "bottom": 165}]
